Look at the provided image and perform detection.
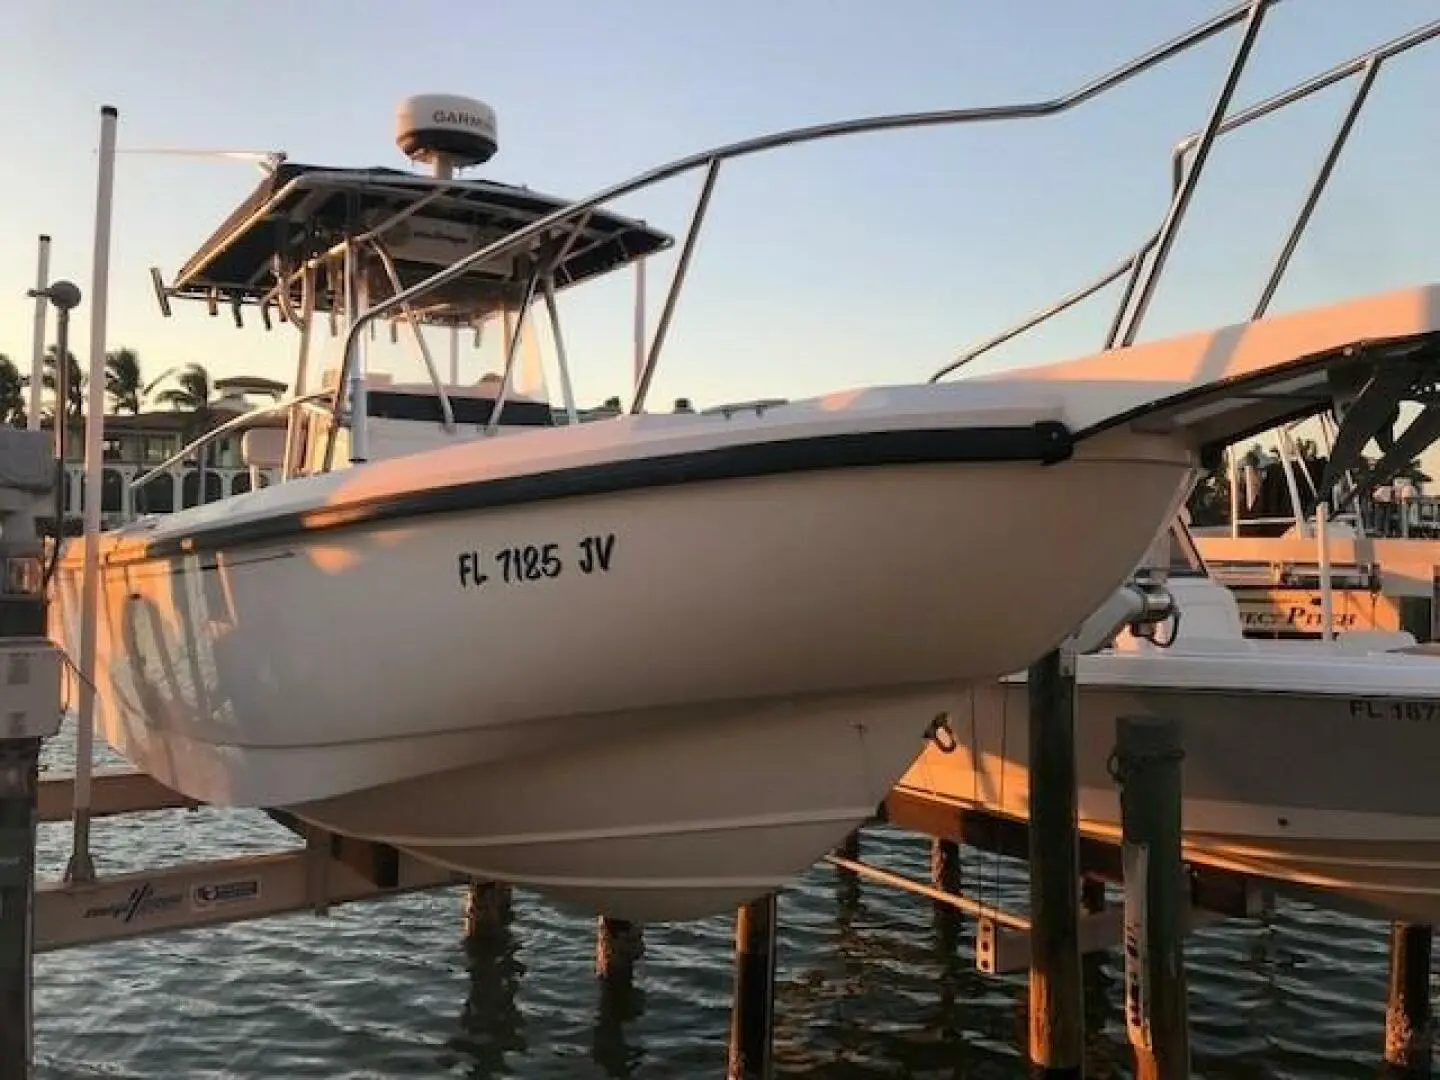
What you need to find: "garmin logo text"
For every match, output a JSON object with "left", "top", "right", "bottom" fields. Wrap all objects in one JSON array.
[{"left": 432, "top": 109, "right": 490, "bottom": 130}]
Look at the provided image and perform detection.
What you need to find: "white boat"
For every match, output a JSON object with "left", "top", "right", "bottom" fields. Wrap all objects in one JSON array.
[
  {"left": 896, "top": 516, "right": 1440, "bottom": 925},
  {"left": 48, "top": 22, "right": 1440, "bottom": 921}
]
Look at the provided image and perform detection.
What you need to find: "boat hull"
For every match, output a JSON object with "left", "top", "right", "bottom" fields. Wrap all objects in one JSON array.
[
  {"left": 896, "top": 656, "right": 1440, "bottom": 925},
  {"left": 54, "top": 426, "right": 1194, "bottom": 920}
]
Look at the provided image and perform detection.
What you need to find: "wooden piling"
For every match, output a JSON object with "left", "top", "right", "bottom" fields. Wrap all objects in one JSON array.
[
  {"left": 1027, "top": 645, "right": 1083, "bottom": 1078},
  {"left": 1115, "top": 715, "right": 1189, "bottom": 1080},
  {"left": 1384, "top": 921, "right": 1434, "bottom": 1075},
  {"left": 0, "top": 737, "right": 41, "bottom": 1078},
  {"left": 595, "top": 917, "right": 645, "bottom": 983},
  {"left": 727, "top": 893, "right": 778, "bottom": 1080},
  {"left": 931, "top": 838, "right": 961, "bottom": 894},
  {"left": 461, "top": 881, "right": 512, "bottom": 940}
]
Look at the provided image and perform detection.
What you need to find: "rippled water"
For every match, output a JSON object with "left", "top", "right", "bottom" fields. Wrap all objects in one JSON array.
[{"left": 29, "top": 735, "right": 1425, "bottom": 1079}]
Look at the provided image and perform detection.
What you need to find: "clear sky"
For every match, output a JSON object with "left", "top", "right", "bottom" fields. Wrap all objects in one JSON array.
[{"left": 1, "top": 0, "right": 1438, "bottom": 418}]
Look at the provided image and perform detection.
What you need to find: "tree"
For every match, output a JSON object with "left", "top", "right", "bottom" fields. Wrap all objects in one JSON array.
[
  {"left": 105, "top": 347, "right": 143, "bottom": 414},
  {"left": 146, "top": 363, "right": 211, "bottom": 413},
  {"left": 0, "top": 356, "right": 25, "bottom": 428},
  {"left": 23, "top": 346, "right": 84, "bottom": 421}
]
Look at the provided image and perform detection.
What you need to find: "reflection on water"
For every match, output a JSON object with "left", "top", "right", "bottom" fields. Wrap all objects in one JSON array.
[
  {"left": 447, "top": 901, "right": 527, "bottom": 1078},
  {"left": 28, "top": 736, "right": 1430, "bottom": 1080}
]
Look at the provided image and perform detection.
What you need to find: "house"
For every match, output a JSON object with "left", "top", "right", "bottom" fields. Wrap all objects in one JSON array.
[{"left": 43, "top": 374, "right": 289, "bottom": 527}]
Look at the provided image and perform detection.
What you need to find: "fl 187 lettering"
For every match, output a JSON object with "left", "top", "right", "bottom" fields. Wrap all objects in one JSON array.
[{"left": 457, "top": 532, "right": 617, "bottom": 590}]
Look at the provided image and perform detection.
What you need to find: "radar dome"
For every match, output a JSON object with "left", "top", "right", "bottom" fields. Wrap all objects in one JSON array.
[{"left": 395, "top": 94, "right": 498, "bottom": 176}]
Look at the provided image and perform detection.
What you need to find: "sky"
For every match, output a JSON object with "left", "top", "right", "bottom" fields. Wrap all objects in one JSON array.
[{"left": 1, "top": 0, "right": 1439, "bottom": 427}]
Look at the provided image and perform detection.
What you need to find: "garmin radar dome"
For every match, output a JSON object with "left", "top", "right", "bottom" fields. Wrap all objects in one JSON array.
[{"left": 395, "top": 94, "right": 498, "bottom": 177}]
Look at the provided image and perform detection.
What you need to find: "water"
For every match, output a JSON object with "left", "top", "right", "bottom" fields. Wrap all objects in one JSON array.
[{"left": 29, "top": 740, "right": 1424, "bottom": 1078}]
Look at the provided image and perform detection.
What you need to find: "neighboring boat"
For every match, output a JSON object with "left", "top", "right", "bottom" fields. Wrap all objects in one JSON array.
[
  {"left": 49, "top": 52, "right": 1440, "bottom": 921},
  {"left": 895, "top": 517, "right": 1440, "bottom": 926}
]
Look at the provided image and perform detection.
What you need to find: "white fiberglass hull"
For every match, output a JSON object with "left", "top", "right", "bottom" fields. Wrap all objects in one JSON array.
[
  {"left": 896, "top": 642, "right": 1440, "bottom": 925},
  {"left": 54, "top": 389, "right": 1195, "bottom": 921}
]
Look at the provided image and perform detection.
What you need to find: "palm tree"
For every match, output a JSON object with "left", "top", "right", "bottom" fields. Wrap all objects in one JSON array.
[
  {"left": 105, "top": 347, "right": 143, "bottom": 414},
  {"left": 0, "top": 356, "right": 25, "bottom": 428},
  {"left": 23, "top": 346, "right": 85, "bottom": 421},
  {"left": 146, "top": 362, "right": 211, "bottom": 413}
]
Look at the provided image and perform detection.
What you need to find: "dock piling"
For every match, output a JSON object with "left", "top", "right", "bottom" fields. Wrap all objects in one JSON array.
[
  {"left": 727, "top": 893, "right": 778, "bottom": 1080},
  {"left": 461, "top": 881, "right": 513, "bottom": 941},
  {"left": 931, "top": 838, "right": 962, "bottom": 894},
  {"left": 0, "top": 738, "right": 43, "bottom": 1078},
  {"left": 0, "top": 427, "right": 62, "bottom": 1080},
  {"left": 1384, "top": 921, "right": 1434, "bottom": 1075},
  {"left": 595, "top": 917, "right": 645, "bottom": 983},
  {"left": 1027, "top": 645, "right": 1084, "bottom": 1078},
  {"left": 1114, "top": 715, "right": 1189, "bottom": 1080}
]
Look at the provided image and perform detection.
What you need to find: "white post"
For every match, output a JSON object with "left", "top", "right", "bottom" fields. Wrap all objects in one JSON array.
[
  {"left": 67, "top": 105, "right": 118, "bottom": 884},
  {"left": 281, "top": 266, "right": 316, "bottom": 479},
  {"left": 501, "top": 306, "right": 516, "bottom": 373},
  {"left": 632, "top": 257, "right": 646, "bottom": 396},
  {"left": 343, "top": 242, "right": 369, "bottom": 463},
  {"left": 1317, "top": 499, "right": 1334, "bottom": 642},
  {"left": 1226, "top": 446, "right": 1241, "bottom": 538},
  {"left": 27, "top": 234, "right": 51, "bottom": 430}
]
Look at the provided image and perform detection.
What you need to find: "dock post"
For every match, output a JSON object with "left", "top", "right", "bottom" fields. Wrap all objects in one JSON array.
[
  {"left": 1027, "top": 644, "right": 1083, "bottom": 1078},
  {"left": 931, "top": 838, "right": 961, "bottom": 894},
  {"left": 595, "top": 917, "right": 645, "bottom": 984},
  {"left": 1384, "top": 921, "right": 1433, "bottom": 1075},
  {"left": 0, "top": 427, "right": 62, "bottom": 1079},
  {"left": 727, "top": 893, "right": 778, "bottom": 1080},
  {"left": 461, "top": 881, "right": 512, "bottom": 941},
  {"left": 1114, "top": 715, "right": 1189, "bottom": 1080},
  {"left": 0, "top": 738, "right": 44, "bottom": 1078}
]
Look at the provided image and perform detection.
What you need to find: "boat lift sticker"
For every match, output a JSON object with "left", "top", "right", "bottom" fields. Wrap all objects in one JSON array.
[
  {"left": 190, "top": 877, "right": 262, "bottom": 911},
  {"left": 1347, "top": 699, "right": 1440, "bottom": 723},
  {"left": 1122, "top": 842, "right": 1152, "bottom": 1052},
  {"left": 82, "top": 881, "right": 184, "bottom": 922},
  {"left": 457, "top": 532, "right": 616, "bottom": 589}
]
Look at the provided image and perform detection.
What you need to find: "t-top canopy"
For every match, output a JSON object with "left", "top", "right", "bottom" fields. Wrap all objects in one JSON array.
[{"left": 163, "top": 163, "right": 674, "bottom": 324}]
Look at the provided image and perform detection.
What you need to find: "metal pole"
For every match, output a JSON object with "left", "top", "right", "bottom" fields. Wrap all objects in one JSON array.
[
  {"left": 281, "top": 266, "right": 316, "bottom": 479},
  {"left": 631, "top": 159, "right": 721, "bottom": 415},
  {"left": 1116, "top": 0, "right": 1271, "bottom": 346},
  {"left": 66, "top": 105, "right": 118, "bottom": 886},
  {"left": 542, "top": 278, "right": 579, "bottom": 424},
  {"left": 448, "top": 325, "right": 460, "bottom": 386},
  {"left": 1317, "top": 500, "right": 1334, "bottom": 641},
  {"left": 1252, "top": 60, "right": 1380, "bottom": 320},
  {"left": 26, "top": 236, "right": 50, "bottom": 431},
  {"left": 343, "top": 241, "right": 369, "bottom": 463},
  {"left": 632, "top": 258, "right": 646, "bottom": 396}
]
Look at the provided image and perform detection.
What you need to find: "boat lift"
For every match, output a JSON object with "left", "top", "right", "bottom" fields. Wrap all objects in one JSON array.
[{"left": 14, "top": 3, "right": 1440, "bottom": 1075}]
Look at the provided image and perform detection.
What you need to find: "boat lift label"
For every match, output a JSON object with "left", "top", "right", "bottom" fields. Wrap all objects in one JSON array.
[{"left": 1122, "top": 841, "right": 1152, "bottom": 1052}]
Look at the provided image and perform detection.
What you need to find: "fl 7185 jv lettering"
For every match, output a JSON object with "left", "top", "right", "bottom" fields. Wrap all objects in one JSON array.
[{"left": 458, "top": 532, "right": 617, "bottom": 590}]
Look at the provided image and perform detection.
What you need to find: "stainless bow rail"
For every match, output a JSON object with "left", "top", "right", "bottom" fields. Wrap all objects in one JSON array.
[
  {"left": 318, "top": 0, "right": 1278, "bottom": 471},
  {"left": 930, "top": 15, "right": 1440, "bottom": 381}
]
